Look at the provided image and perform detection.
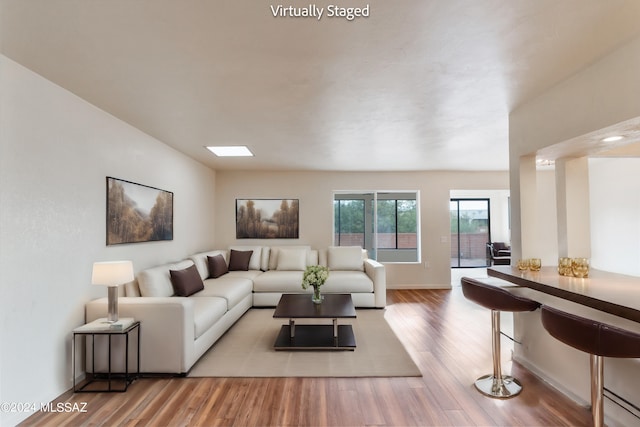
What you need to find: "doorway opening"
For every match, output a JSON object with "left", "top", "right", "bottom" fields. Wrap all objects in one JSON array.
[{"left": 450, "top": 198, "right": 491, "bottom": 268}]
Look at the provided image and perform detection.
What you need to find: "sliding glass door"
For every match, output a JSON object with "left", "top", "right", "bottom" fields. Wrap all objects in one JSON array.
[{"left": 450, "top": 199, "right": 490, "bottom": 268}]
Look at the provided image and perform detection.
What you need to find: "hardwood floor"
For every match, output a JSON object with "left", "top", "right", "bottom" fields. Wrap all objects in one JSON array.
[{"left": 21, "top": 288, "right": 592, "bottom": 426}]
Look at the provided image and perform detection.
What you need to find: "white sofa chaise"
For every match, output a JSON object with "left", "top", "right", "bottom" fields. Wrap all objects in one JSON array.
[{"left": 85, "top": 245, "right": 385, "bottom": 374}]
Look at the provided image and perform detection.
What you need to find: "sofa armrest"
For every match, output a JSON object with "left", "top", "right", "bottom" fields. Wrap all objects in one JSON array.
[
  {"left": 85, "top": 296, "right": 195, "bottom": 374},
  {"left": 364, "top": 259, "right": 386, "bottom": 307}
]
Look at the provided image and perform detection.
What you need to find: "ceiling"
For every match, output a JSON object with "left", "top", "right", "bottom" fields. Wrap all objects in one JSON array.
[{"left": 2, "top": 1, "right": 640, "bottom": 172}]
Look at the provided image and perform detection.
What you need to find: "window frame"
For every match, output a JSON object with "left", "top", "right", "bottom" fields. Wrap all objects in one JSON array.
[
  {"left": 450, "top": 197, "right": 492, "bottom": 268},
  {"left": 333, "top": 191, "right": 420, "bottom": 263}
]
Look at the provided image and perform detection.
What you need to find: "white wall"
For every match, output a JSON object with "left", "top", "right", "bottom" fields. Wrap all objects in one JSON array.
[
  {"left": 215, "top": 170, "right": 509, "bottom": 288},
  {"left": 589, "top": 157, "right": 640, "bottom": 276},
  {"left": 0, "top": 55, "right": 216, "bottom": 426}
]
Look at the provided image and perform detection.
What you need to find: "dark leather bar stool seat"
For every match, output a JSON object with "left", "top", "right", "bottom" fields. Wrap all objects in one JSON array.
[
  {"left": 461, "top": 277, "right": 540, "bottom": 398},
  {"left": 541, "top": 305, "right": 640, "bottom": 427}
]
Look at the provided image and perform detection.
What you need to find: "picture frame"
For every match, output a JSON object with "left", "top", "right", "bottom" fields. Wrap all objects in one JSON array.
[
  {"left": 236, "top": 199, "right": 299, "bottom": 239},
  {"left": 106, "top": 177, "right": 173, "bottom": 245}
]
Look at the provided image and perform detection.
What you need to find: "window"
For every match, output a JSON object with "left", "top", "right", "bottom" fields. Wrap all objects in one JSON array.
[
  {"left": 334, "top": 199, "right": 365, "bottom": 247},
  {"left": 334, "top": 192, "right": 419, "bottom": 262}
]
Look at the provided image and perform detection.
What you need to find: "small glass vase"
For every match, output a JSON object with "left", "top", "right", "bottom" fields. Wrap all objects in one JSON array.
[{"left": 311, "top": 285, "right": 323, "bottom": 304}]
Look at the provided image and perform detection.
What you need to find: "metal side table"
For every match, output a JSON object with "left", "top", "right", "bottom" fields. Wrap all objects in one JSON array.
[{"left": 72, "top": 318, "right": 140, "bottom": 392}]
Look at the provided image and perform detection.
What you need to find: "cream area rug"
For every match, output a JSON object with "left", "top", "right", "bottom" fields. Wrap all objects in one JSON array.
[{"left": 188, "top": 308, "right": 421, "bottom": 378}]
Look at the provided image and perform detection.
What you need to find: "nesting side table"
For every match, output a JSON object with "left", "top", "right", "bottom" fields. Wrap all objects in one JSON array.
[{"left": 72, "top": 318, "right": 140, "bottom": 392}]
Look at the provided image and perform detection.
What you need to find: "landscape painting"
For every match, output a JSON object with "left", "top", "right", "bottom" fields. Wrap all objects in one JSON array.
[
  {"left": 236, "top": 199, "right": 299, "bottom": 239},
  {"left": 106, "top": 177, "right": 173, "bottom": 245}
]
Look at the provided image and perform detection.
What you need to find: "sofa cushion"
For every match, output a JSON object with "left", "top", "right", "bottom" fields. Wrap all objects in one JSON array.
[
  {"left": 207, "top": 254, "right": 228, "bottom": 278},
  {"left": 229, "top": 245, "right": 263, "bottom": 270},
  {"left": 137, "top": 260, "right": 193, "bottom": 297},
  {"left": 260, "top": 247, "right": 271, "bottom": 271},
  {"left": 196, "top": 276, "right": 253, "bottom": 309},
  {"left": 253, "top": 270, "right": 373, "bottom": 293},
  {"left": 307, "top": 250, "right": 319, "bottom": 268},
  {"left": 228, "top": 249, "right": 253, "bottom": 271},
  {"left": 225, "top": 270, "right": 264, "bottom": 281},
  {"left": 253, "top": 271, "right": 305, "bottom": 292},
  {"left": 170, "top": 264, "right": 205, "bottom": 297},
  {"left": 327, "top": 246, "right": 364, "bottom": 271},
  {"left": 268, "top": 246, "right": 315, "bottom": 270},
  {"left": 323, "top": 271, "right": 374, "bottom": 292},
  {"left": 192, "top": 297, "right": 227, "bottom": 339},
  {"left": 276, "top": 248, "right": 308, "bottom": 271},
  {"left": 189, "top": 250, "right": 227, "bottom": 280}
]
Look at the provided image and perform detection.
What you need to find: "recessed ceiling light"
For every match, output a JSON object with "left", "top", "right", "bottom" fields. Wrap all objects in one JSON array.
[
  {"left": 206, "top": 146, "right": 254, "bottom": 157},
  {"left": 601, "top": 135, "right": 624, "bottom": 143},
  {"left": 536, "top": 159, "right": 555, "bottom": 167}
]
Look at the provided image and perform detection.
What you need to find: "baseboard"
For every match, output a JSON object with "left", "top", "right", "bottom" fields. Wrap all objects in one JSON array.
[
  {"left": 514, "top": 355, "right": 639, "bottom": 427},
  {"left": 387, "top": 284, "right": 452, "bottom": 290},
  {"left": 513, "top": 354, "right": 588, "bottom": 407},
  {"left": 73, "top": 372, "right": 86, "bottom": 387}
]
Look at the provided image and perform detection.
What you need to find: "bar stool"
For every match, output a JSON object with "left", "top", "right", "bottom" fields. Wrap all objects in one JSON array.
[
  {"left": 540, "top": 305, "right": 640, "bottom": 427},
  {"left": 461, "top": 277, "right": 540, "bottom": 398}
]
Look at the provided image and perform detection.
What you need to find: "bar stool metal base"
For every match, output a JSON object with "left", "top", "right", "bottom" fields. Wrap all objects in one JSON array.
[
  {"left": 460, "top": 278, "right": 540, "bottom": 401},
  {"left": 474, "top": 374, "right": 523, "bottom": 398},
  {"left": 475, "top": 309, "right": 523, "bottom": 399}
]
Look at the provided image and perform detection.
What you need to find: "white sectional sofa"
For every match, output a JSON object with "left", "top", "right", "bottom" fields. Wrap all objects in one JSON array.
[{"left": 85, "top": 245, "right": 386, "bottom": 374}]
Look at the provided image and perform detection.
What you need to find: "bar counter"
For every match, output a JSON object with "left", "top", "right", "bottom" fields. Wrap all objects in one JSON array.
[
  {"left": 488, "top": 266, "right": 640, "bottom": 323},
  {"left": 484, "top": 267, "right": 640, "bottom": 426}
]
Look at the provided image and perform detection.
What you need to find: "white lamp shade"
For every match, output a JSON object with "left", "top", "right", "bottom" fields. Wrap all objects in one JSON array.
[{"left": 91, "top": 260, "right": 134, "bottom": 286}]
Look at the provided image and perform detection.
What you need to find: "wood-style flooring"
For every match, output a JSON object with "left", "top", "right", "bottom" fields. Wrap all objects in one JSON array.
[{"left": 21, "top": 288, "right": 592, "bottom": 426}]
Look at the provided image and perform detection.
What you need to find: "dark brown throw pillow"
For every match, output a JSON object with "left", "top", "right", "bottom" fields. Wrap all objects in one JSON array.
[
  {"left": 228, "top": 249, "right": 253, "bottom": 271},
  {"left": 207, "top": 254, "right": 228, "bottom": 278},
  {"left": 169, "top": 264, "right": 204, "bottom": 297}
]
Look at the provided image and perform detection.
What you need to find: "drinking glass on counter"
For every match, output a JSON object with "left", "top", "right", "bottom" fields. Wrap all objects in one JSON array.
[
  {"left": 517, "top": 259, "right": 530, "bottom": 271},
  {"left": 529, "top": 258, "right": 541, "bottom": 271},
  {"left": 572, "top": 258, "right": 590, "bottom": 278},
  {"left": 558, "top": 257, "right": 573, "bottom": 276}
]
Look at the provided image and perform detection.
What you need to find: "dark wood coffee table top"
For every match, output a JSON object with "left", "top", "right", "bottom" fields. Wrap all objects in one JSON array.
[{"left": 273, "top": 294, "right": 356, "bottom": 319}]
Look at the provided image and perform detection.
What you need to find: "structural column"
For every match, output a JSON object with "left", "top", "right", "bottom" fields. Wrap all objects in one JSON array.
[
  {"left": 518, "top": 155, "right": 539, "bottom": 259},
  {"left": 555, "top": 157, "right": 591, "bottom": 258}
]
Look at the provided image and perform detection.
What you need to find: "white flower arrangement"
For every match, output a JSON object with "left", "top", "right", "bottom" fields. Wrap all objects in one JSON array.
[{"left": 301, "top": 265, "right": 329, "bottom": 290}]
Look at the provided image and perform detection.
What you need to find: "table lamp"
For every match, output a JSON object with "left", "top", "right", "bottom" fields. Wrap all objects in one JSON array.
[{"left": 91, "top": 260, "right": 134, "bottom": 323}]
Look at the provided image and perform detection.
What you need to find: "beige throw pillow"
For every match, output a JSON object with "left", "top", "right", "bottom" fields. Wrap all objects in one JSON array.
[
  {"left": 327, "top": 246, "right": 364, "bottom": 271},
  {"left": 276, "top": 248, "right": 307, "bottom": 271},
  {"left": 138, "top": 260, "right": 193, "bottom": 297}
]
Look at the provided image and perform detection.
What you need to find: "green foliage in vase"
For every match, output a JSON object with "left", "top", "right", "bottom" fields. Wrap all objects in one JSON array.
[{"left": 301, "top": 265, "right": 329, "bottom": 290}]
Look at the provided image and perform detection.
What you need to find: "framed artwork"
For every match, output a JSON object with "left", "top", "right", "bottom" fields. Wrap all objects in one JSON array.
[
  {"left": 236, "top": 199, "right": 299, "bottom": 239},
  {"left": 106, "top": 177, "right": 173, "bottom": 245}
]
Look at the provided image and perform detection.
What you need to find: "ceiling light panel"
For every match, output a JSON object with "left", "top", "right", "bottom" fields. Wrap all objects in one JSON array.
[{"left": 206, "top": 146, "right": 254, "bottom": 157}]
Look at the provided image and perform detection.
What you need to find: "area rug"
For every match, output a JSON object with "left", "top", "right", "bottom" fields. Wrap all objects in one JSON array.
[{"left": 188, "top": 308, "right": 421, "bottom": 378}]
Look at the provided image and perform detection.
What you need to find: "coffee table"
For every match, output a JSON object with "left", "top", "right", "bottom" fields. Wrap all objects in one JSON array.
[{"left": 273, "top": 293, "right": 357, "bottom": 350}]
